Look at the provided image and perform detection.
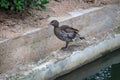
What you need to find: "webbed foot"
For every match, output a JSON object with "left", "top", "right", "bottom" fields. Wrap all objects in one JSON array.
[{"left": 61, "top": 47, "right": 67, "bottom": 50}]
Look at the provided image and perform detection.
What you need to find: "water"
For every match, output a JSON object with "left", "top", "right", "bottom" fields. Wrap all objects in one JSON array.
[
  {"left": 55, "top": 48, "right": 120, "bottom": 80},
  {"left": 84, "top": 63, "right": 120, "bottom": 80}
]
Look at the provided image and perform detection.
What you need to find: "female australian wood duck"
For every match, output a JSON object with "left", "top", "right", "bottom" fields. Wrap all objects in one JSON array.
[
  {"left": 50, "top": 20, "right": 85, "bottom": 49},
  {"left": 83, "top": 0, "right": 95, "bottom": 3}
]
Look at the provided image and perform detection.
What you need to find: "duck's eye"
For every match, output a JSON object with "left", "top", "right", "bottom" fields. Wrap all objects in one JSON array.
[
  {"left": 50, "top": 21, "right": 54, "bottom": 25},
  {"left": 50, "top": 21, "right": 53, "bottom": 23},
  {"left": 52, "top": 21, "right": 55, "bottom": 23}
]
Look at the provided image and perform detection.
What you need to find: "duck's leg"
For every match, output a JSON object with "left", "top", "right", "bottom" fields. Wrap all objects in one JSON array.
[
  {"left": 61, "top": 42, "right": 69, "bottom": 50},
  {"left": 65, "top": 42, "right": 69, "bottom": 48}
]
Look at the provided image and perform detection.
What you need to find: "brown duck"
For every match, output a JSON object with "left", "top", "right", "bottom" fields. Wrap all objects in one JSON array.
[
  {"left": 83, "top": 0, "right": 95, "bottom": 3},
  {"left": 50, "top": 20, "right": 85, "bottom": 49}
]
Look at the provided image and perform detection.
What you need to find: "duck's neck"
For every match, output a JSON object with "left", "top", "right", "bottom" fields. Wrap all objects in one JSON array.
[
  {"left": 53, "top": 25, "right": 59, "bottom": 28},
  {"left": 54, "top": 25, "right": 59, "bottom": 33}
]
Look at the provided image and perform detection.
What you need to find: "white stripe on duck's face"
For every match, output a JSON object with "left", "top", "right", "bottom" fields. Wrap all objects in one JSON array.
[{"left": 48, "top": 23, "right": 52, "bottom": 27}]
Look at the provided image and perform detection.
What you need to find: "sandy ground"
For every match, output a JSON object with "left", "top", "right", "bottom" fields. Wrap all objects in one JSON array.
[{"left": 0, "top": 0, "right": 116, "bottom": 40}]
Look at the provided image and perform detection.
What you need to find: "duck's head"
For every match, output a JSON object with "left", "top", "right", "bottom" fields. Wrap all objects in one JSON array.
[{"left": 49, "top": 20, "right": 59, "bottom": 27}]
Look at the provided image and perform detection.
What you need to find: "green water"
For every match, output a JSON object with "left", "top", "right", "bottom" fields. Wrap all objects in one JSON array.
[
  {"left": 55, "top": 48, "right": 120, "bottom": 80},
  {"left": 84, "top": 63, "right": 120, "bottom": 80}
]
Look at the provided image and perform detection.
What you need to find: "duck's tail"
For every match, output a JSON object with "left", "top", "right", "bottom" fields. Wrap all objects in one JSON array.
[
  {"left": 73, "top": 33, "right": 85, "bottom": 41},
  {"left": 79, "top": 36, "right": 85, "bottom": 40},
  {"left": 76, "top": 33, "right": 85, "bottom": 40}
]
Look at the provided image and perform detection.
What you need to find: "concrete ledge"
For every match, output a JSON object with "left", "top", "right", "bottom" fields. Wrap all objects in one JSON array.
[
  {"left": 55, "top": 48, "right": 120, "bottom": 80},
  {"left": 7, "top": 34, "right": 120, "bottom": 80}
]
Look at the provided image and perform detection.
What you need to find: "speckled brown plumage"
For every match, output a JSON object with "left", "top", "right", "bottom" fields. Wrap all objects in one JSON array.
[
  {"left": 83, "top": 0, "right": 95, "bottom": 3},
  {"left": 50, "top": 20, "right": 85, "bottom": 49}
]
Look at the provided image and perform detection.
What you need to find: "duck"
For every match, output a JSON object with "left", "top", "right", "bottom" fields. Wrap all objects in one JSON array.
[
  {"left": 83, "top": 0, "right": 95, "bottom": 3},
  {"left": 49, "top": 20, "right": 85, "bottom": 50}
]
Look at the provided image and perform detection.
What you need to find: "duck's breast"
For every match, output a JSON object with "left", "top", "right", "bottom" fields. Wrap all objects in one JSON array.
[{"left": 54, "top": 28, "right": 74, "bottom": 42}]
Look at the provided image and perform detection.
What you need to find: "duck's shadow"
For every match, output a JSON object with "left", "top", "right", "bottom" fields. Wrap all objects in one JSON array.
[{"left": 60, "top": 44, "right": 81, "bottom": 52}]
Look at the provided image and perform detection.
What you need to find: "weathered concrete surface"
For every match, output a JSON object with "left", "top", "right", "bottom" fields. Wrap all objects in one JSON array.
[
  {"left": 0, "top": 3, "right": 120, "bottom": 79},
  {"left": 2, "top": 32, "right": 120, "bottom": 80},
  {"left": 56, "top": 48, "right": 120, "bottom": 80}
]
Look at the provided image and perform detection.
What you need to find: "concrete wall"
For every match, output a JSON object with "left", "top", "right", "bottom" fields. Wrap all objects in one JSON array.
[
  {"left": 0, "top": 4, "right": 120, "bottom": 75},
  {"left": 15, "top": 34, "right": 120, "bottom": 80}
]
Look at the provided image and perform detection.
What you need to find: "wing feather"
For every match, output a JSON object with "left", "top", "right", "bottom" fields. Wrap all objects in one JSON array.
[
  {"left": 60, "top": 25, "right": 79, "bottom": 33},
  {"left": 60, "top": 25, "right": 79, "bottom": 39}
]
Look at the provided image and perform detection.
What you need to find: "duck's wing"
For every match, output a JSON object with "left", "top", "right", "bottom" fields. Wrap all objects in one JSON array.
[
  {"left": 60, "top": 25, "right": 79, "bottom": 39},
  {"left": 60, "top": 25, "right": 79, "bottom": 33}
]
